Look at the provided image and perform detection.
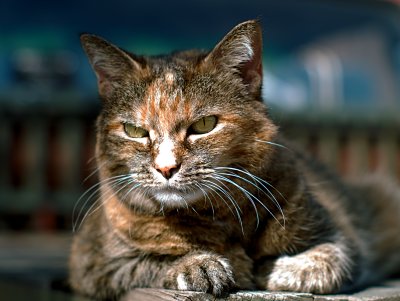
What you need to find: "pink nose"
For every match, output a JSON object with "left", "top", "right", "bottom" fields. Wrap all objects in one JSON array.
[{"left": 156, "top": 164, "right": 181, "bottom": 179}]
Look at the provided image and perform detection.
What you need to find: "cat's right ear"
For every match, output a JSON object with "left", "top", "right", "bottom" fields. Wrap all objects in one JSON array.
[
  {"left": 80, "top": 34, "right": 143, "bottom": 97},
  {"left": 202, "top": 20, "right": 263, "bottom": 98}
]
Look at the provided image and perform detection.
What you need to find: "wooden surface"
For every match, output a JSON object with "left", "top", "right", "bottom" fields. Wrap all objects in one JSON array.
[
  {"left": 122, "top": 280, "right": 400, "bottom": 301},
  {"left": 122, "top": 289, "right": 314, "bottom": 301}
]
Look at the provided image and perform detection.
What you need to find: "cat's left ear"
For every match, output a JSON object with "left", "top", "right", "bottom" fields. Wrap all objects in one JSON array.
[
  {"left": 203, "top": 20, "right": 263, "bottom": 97},
  {"left": 80, "top": 34, "right": 144, "bottom": 98}
]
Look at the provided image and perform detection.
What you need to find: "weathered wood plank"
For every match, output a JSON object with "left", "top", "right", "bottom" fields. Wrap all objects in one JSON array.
[
  {"left": 122, "top": 281, "right": 400, "bottom": 301},
  {"left": 121, "top": 289, "right": 314, "bottom": 301}
]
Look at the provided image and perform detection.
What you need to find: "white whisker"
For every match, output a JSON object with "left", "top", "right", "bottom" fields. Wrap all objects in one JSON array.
[
  {"left": 194, "top": 182, "right": 215, "bottom": 220},
  {"left": 75, "top": 177, "right": 134, "bottom": 231},
  {"left": 216, "top": 170, "right": 285, "bottom": 227},
  {"left": 83, "top": 160, "right": 108, "bottom": 183},
  {"left": 216, "top": 166, "right": 286, "bottom": 228},
  {"left": 72, "top": 174, "right": 132, "bottom": 231},
  {"left": 214, "top": 173, "right": 260, "bottom": 228},
  {"left": 255, "top": 139, "right": 289, "bottom": 150},
  {"left": 203, "top": 179, "right": 244, "bottom": 234},
  {"left": 214, "top": 174, "right": 285, "bottom": 229}
]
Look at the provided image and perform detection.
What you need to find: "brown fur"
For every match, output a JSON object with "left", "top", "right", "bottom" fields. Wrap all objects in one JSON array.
[{"left": 69, "top": 20, "right": 400, "bottom": 300}]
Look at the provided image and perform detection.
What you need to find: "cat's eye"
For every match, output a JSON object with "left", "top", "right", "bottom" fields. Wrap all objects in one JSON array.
[
  {"left": 123, "top": 123, "right": 149, "bottom": 138},
  {"left": 189, "top": 116, "right": 218, "bottom": 135}
]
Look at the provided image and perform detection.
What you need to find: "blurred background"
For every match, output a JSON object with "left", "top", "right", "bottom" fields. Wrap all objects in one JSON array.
[{"left": 1, "top": 0, "right": 400, "bottom": 298}]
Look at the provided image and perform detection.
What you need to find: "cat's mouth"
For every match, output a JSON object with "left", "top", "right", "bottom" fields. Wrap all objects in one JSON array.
[{"left": 151, "top": 186, "right": 203, "bottom": 207}]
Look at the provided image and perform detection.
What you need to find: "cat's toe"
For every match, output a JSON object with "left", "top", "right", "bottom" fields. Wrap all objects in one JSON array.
[{"left": 164, "top": 253, "right": 235, "bottom": 296}]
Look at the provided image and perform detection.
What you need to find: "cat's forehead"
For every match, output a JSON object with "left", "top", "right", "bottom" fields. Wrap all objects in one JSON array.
[
  {"left": 163, "top": 72, "right": 176, "bottom": 85},
  {"left": 148, "top": 60, "right": 185, "bottom": 85},
  {"left": 146, "top": 69, "right": 183, "bottom": 99},
  {"left": 137, "top": 70, "right": 191, "bottom": 133}
]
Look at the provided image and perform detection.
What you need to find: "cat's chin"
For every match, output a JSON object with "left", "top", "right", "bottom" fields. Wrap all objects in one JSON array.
[{"left": 151, "top": 188, "right": 203, "bottom": 208}]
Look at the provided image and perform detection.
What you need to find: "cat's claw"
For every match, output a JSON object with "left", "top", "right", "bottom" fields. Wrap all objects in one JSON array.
[{"left": 164, "top": 253, "right": 235, "bottom": 296}]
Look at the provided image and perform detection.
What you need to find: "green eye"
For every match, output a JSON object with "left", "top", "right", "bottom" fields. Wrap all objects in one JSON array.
[
  {"left": 123, "top": 123, "right": 149, "bottom": 138},
  {"left": 190, "top": 116, "right": 218, "bottom": 135}
]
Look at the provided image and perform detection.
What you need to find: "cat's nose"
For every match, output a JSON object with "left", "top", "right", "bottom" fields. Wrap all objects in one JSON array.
[{"left": 156, "top": 164, "right": 181, "bottom": 180}]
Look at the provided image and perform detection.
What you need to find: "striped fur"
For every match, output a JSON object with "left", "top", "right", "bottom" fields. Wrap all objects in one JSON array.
[{"left": 69, "top": 20, "right": 400, "bottom": 300}]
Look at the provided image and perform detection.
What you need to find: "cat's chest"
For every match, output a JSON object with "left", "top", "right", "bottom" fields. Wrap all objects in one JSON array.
[{"left": 104, "top": 196, "right": 233, "bottom": 255}]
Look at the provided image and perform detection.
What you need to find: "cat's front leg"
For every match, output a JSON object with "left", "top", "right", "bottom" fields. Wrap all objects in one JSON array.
[
  {"left": 256, "top": 242, "right": 353, "bottom": 294},
  {"left": 163, "top": 252, "right": 236, "bottom": 296}
]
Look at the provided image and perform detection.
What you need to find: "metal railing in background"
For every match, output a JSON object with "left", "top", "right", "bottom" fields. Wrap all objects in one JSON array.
[
  {"left": 0, "top": 99, "right": 99, "bottom": 231},
  {"left": 277, "top": 110, "right": 400, "bottom": 180}
]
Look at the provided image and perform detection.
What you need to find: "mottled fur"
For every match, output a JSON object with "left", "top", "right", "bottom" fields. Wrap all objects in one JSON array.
[{"left": 69, "top": 21, "right": 400, "bottom": 300}]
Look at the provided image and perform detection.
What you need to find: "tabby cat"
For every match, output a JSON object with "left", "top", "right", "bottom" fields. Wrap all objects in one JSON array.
[{"left": 69, "top": 20, "right": 400, "bottom": 300}]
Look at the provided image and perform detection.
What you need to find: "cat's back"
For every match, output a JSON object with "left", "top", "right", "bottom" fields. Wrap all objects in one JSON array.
[
  {"left": 295, "top": 146, "right": 400, "bottom": 280},
  {"left": 348, "top": 175, "right": 400, "bottom": 278}
]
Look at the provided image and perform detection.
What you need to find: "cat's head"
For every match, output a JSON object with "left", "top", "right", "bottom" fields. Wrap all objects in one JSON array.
[{"left": 81, "top": 20, "right": 277, "bottom": 213}]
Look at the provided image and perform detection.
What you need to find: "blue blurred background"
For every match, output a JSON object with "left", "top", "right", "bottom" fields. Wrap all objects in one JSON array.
[
  {"left": 2, "top": 0, "right": 400, "bottom": 113},
  {"left": 1, "top": 0, "right": 400, "bottom": 297}
]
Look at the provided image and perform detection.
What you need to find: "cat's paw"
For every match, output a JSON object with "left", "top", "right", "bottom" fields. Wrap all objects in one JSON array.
[
  {"left": 164, "top": 253, "right": 235, "bottom": 296},
  {"left": 258, "top": 246, "right": 352, "bottom": 294}
]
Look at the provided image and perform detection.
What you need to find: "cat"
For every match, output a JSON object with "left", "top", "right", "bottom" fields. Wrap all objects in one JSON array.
[{"left": 69, "top": 20, "right": 400, "bottom": 300}]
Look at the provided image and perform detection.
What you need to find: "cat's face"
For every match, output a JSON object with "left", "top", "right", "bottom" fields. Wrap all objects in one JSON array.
[{"left": 82, "top": 21, "right": 277, "bottom": 212}]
